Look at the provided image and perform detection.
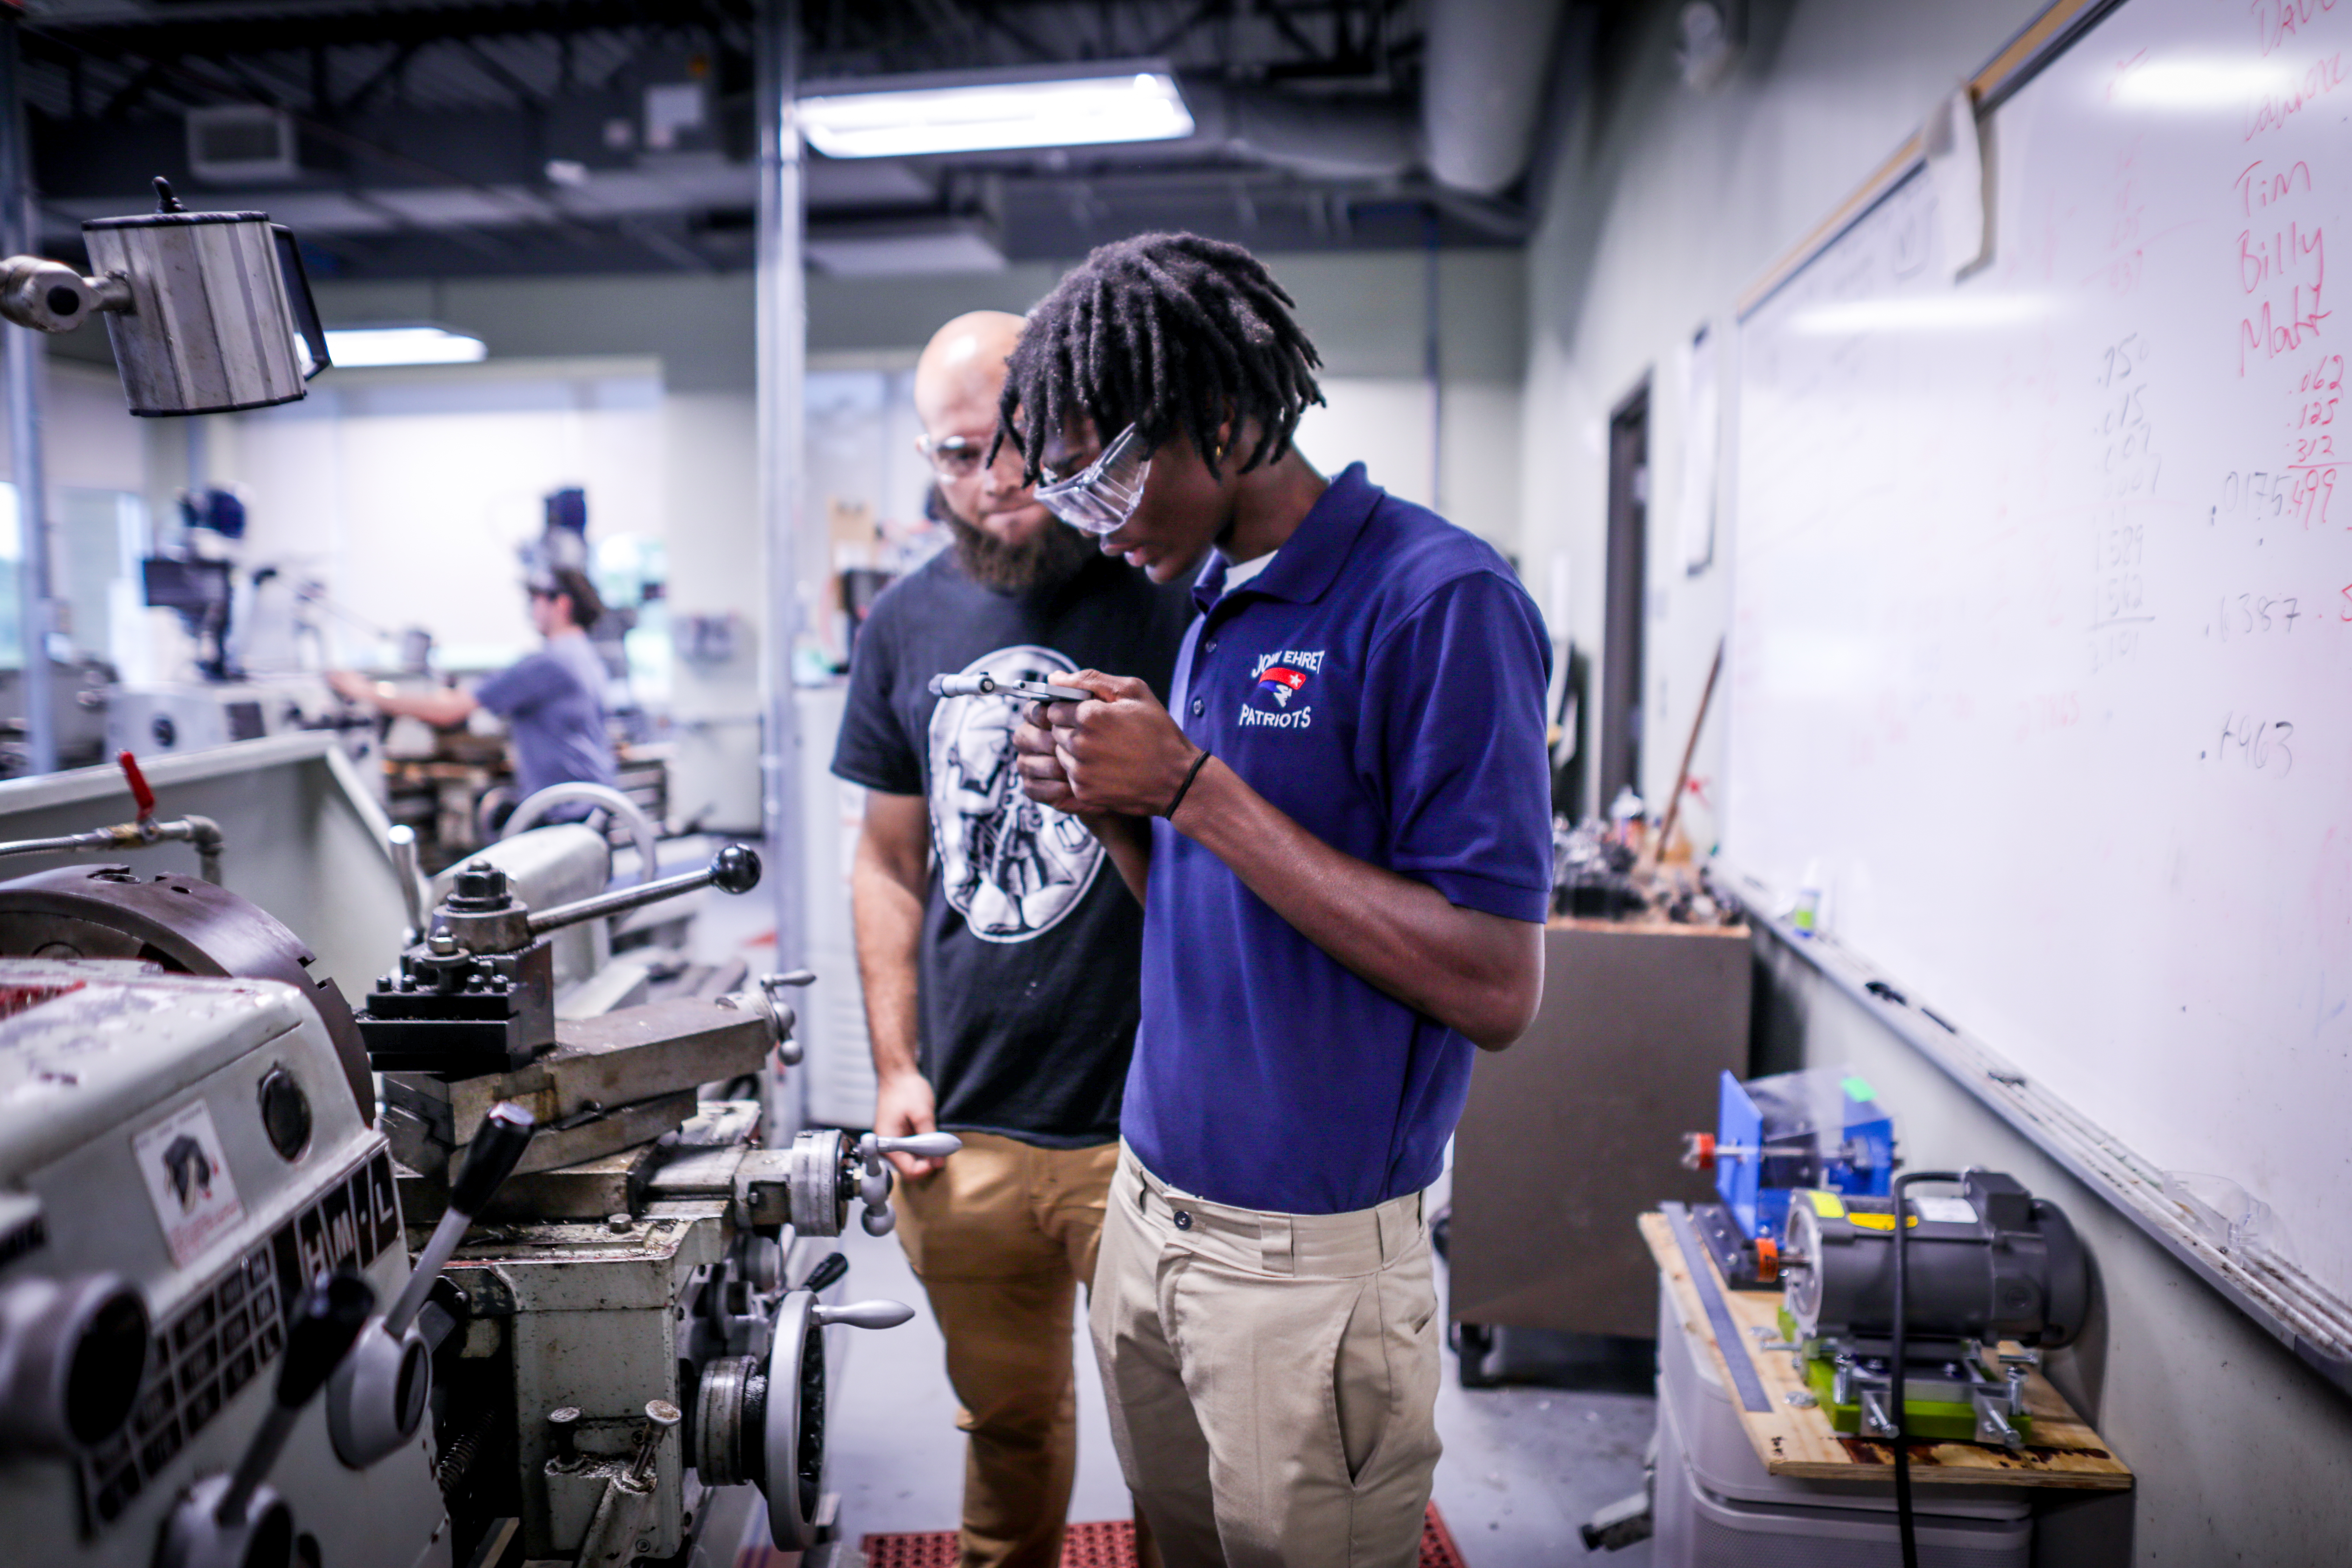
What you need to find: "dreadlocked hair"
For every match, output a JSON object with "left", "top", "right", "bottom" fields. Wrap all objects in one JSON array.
[{"left": 994, "top": 232, "right": 1325, "bottom": 485}]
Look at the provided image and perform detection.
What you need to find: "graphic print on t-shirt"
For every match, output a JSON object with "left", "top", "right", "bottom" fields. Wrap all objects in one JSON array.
[{"left": 928, "top": 645, "right": 1104, "bottom": 942}]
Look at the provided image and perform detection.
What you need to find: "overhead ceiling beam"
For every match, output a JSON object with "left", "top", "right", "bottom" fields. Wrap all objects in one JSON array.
[
  {"left": 45, "top": 45, "right": 654, "bottom": 267},
  {"left": 24, "top": 2, "right": 748, "bottom": 60},
  {"left": 96, "top": 57, "right": 165, "bottom": 119},
  {"left": 456, "top": 37, "right": 547, "bottom": 112},
  {"left": 338, "top": 41, "right": 420, "bottom": 116},
  {"left": 963, "top": 5, "right": 1060, "bottom": 65},
  {"left": 1145, "top": 1, "right": 1226, "bottom": 60}
]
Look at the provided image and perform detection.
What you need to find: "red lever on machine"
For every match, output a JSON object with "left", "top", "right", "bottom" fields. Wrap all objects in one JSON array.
[{"left": 117, "top": 750, "right": 157, "bottom": 824}]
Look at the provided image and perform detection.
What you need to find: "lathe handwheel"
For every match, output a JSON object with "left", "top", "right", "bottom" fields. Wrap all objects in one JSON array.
[
  {"left": 761, "top": 1290, "right": 828, "bottom": 1550},
  {"left": 788, "top": 1130, "right": 849, "bottom": 1237}
]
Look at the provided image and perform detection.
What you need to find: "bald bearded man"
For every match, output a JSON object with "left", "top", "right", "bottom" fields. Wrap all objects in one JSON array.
[{"left": 831, "top": 312, "right": 1192, "bottom": 1568}]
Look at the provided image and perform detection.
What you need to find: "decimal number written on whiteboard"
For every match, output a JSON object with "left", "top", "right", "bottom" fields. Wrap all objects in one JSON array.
[
  {"left": 2214, "top": 469, "right": 2336, "bottom": 529},
  {"left": 2096, "top": 332, "right": 2147, "bottom": 388},
  {"left": 2102, "top": 574, "right": 2146, "bottom": 619},
  {"left": 2212, "top": 594, "right": 2301, "bottom": 638},
  {"left": 2213, "top": 713, "right": 2294, "bottom": 776},
  {"left": 2101, "top": 522, "right": 2144, "bottom": 568},
  {"left": 2296, "top": 351, "right": 2343, "bottom": 400}
]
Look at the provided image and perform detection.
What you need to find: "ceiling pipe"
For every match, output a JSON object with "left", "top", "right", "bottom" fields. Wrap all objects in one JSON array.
[
  {"left": 1421, "top": 0, "right": 1569, "bottom": 196},
  {"left": 1184, "top": 79, "right": 1418, "bottom": 181}
]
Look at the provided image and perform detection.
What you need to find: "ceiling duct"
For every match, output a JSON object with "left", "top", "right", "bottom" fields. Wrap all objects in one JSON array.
[
  {"left": 804, "top": 216, "right": 1006, "bottom": 277},
  {"left": 1421, "top": 0, "right": 1569, "bottom": 195},
  {"left": 1186, "top": 80, "right": 1418, "bottom": 182}
]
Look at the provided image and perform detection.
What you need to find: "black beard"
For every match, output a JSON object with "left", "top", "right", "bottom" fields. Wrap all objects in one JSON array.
[{"left": 947, "top": 504, "right": 1099, "bottom": 594}]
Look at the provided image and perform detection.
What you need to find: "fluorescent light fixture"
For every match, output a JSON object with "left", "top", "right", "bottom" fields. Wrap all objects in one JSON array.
[
  {"left": 799, "top": 61, "right": 1193, "bottom": 159},
  {"left": 2108, "top": 57, "right": 2295, "bottom": 111},
  {"left": 322, "top": 325, "right": 489, "bottom": 367},
  {"left": 1788, "top": 294, "right": 2052, "bottom": 336}
]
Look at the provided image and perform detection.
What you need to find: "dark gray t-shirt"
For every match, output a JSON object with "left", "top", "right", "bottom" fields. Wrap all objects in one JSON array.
[
  {"left": 831, "top": 549, "right": 1195, "bottom": 1147},
  {"left": 476, "top": 646, "right": 618, "bottom": 804}
]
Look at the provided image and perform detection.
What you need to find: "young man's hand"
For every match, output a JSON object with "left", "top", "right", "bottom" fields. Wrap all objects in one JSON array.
[
  {"left": 873, "top": 1070, "right": 947, "bottom": 1178},
  {"left": 1014, "top": 670, "right": 1201, "bottom": 819},
  {"left": 1011, "top": 700, "right": 1080, "bottom": 811}
]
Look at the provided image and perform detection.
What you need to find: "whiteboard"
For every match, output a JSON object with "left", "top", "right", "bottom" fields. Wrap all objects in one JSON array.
[{"left": 1725, "top": 0, "right": 2352, "bottom": 1302}]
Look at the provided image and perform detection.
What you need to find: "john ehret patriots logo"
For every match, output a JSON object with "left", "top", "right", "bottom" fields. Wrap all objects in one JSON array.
[
  {"left": 1241, "top": 649, "right": 1324, "bottom": 729},
  {"left": 1255, "top": 666, "right": 1308, "bottom": 707}
]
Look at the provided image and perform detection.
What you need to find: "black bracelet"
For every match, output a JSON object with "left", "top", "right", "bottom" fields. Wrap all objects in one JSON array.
[{"left": 1163, "top": 748, "right": 1212, "bottom": 820}]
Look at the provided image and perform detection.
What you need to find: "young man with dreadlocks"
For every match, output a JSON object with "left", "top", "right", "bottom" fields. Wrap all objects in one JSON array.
[
  {"left": 833, "top": 310, "right": 1192, "bottom": 1568},
  {"left": 1002, "top": 234, "right": 1552, "bottom": 1567}
]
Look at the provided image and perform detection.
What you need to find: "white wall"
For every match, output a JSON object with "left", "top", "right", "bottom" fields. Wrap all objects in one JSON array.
[
  {"left": 1521, "top": 0, "right": 2048, "bottom": 845},
  {"left": 1520, "top": 3, "right": 2352, "bottom": 1558},
  {"left": 661, "top": 389, "right": 764, "bottom": 830},
  {"left": 224, "top": 360, "right": 665, "bottom": 670},
  {"left": 0, "top": 359, "right": 164, "bottom": 668}
]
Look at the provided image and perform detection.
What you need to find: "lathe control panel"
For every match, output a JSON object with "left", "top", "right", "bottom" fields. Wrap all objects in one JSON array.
[{"left": 0, "top": 958, "right": 446, "bottom": 1567}]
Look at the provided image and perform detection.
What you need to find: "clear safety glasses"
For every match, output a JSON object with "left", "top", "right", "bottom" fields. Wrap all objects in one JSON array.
[
  {"left": 917, "top": 432, "right": 989, "bottom": 479},
  {"left": 1035, "top": 423, "right": 1153, "bottom": 535}
]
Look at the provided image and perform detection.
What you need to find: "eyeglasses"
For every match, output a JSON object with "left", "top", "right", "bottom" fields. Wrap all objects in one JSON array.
[
  {"left": 917, "top": 432, "right": 991, "bottom": 480},
  {"left": 1035, "top": 424, "right": 1152, "bottom": 535}
]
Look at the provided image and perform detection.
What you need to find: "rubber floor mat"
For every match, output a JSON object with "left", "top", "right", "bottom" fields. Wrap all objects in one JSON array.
[{"left": 856, "top": 1504, "right": 1469, "bottom": 1567}]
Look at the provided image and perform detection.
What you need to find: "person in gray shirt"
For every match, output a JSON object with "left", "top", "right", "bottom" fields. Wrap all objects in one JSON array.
[{"left": 329, "top": 565, "right": 618, "bottom": 806}]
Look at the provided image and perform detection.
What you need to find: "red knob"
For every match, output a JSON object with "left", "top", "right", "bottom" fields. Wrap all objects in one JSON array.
[{"left": 117, "top": 751, "right": 156, "bottom": 821}]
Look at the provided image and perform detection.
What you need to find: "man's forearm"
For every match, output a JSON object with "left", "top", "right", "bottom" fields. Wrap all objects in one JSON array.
[
  {"left": 376, "top": 687, "right": 477, "bottom": 728},
  {"left": 849, "top": 846, "right": 925, "bottom": 1080},
  {"left": 1173, "top": 759, "right": 1542, "bottom": 1049},
  {"left": 1084, "top": 813, "right": 1153, "bottom": 905}
]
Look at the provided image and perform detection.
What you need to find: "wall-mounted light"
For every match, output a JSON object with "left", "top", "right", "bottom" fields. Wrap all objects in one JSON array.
[
  {"left": 321, "top": 325, "right": 487, "bottom": 367},
  {"left": 799, "top": 61, "right": 1194, "bottom": 159},
  {"left": 1677, "top": 1, "right": 1746, "bottom": 93}
]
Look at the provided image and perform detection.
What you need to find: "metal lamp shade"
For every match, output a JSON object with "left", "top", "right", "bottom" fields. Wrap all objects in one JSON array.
[{"left": 80, "top": 209, "right": 326, "bottom": 417}]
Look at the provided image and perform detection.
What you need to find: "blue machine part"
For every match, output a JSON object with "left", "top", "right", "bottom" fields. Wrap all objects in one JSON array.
[
  {"left": 1716, "top": 1070, "right": 1765, "bottom": 1238},
  {"left": 1714, "top": 1069, "right": 1895, "bottom": 1244}
]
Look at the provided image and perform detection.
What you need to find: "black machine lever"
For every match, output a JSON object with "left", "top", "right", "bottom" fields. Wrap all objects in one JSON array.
[
  {"left": 221, "top": 1273, "right": 372, "bottom": 1520},
  {"left": 329, "top": 1105, "right": 536, "bottom": 1469},
  {"left": 524, "top": 845, "right": 761, "bottom": 939},
  {"left": 798, "top": 1252, "right": 848, "bottom": 1295},
  {"left": 160, "top": 1271, "right": 374, "bottom": 1568},
  {"left": 389, "top": 1105, "right": 534, "bottom": 1331}
]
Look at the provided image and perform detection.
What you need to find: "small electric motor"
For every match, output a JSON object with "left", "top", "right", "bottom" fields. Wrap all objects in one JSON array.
[{"left": 1779, "top": 1170, "right": 2089, "bottom": 1447}]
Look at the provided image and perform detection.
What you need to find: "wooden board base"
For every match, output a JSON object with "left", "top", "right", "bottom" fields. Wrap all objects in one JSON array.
[{"left": 1640, "top": 1210, "right": 2133, "bottom": 1489}]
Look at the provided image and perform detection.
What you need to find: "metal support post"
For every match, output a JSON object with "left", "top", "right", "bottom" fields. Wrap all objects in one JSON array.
[
  {"left": 754, "top": 0, "right": 809, "bottom": 1128},
  {"left": 0, "top": 13, "right": 57, "bottom": 775}
]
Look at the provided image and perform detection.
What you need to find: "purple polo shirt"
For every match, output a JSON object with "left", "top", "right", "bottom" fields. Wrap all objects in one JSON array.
[{"left": 1125, "top": 464, "right": 1553, "bottom": 1214}]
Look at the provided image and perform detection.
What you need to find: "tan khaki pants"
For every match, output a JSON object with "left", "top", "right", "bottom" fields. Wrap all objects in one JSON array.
[
  {"left": 1090, "top": 1146, "right": 1442, "bottom": 1568},
  {"left": 896, "top": 1132, "right": 1122, "bottom": 1568}
]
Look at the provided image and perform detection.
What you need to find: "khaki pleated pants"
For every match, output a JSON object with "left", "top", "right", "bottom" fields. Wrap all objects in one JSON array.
[{"left": 1090, "top": 1144, "right": 1443, "bottom": 1568}]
